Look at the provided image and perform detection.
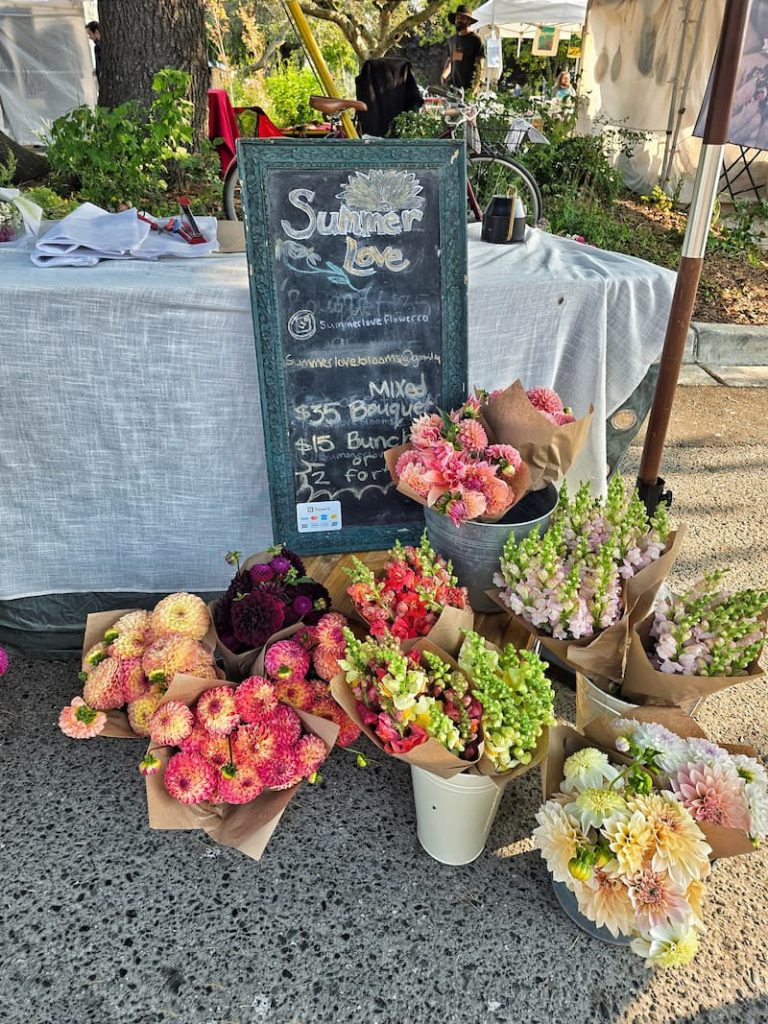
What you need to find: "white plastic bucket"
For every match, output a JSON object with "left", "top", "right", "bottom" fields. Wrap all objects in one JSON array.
[
  {"left": 575, "top": 673, "right": 639, "bottom": 731},
  {"left": 410, "top": 765, "right": 502, "bottom": 865}
]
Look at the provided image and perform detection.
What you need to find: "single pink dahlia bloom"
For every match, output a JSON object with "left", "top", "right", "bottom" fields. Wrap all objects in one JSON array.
[
  {"left": 527, "top": 386, "right": 564, "bottom": 415},
  {"left": 312, "top": 646, "right": 342, "bottom": 683},
  {"left": 259, "top": 749, "right": 302, "bottom": 791},
  {"left": 264, "top": 640, "right": 311, "bottom": 684},
  {"left": 58, "top": 696, "right": 107, "bottom": 740},
  {"left": 196, "top": 685, "right": 239, "bottom": 736},
  {"left": 268, "top": 704, "right": 303, "bottom": 747},
  {"left": 149, "top": 700, "right": 195, "bottom": 747},
  {"left": 235, "top": 675, "right": 278, "bottom": 724},
  {"left": 314, "top": 613, "right": 349, "bottom": 656},
  {"left": 164, "top": 751, "right": 217, "bottom": 804},
  {"left": 82, "top": 658, "right": 124, "bottom": 711},
  {"left": 218, "top": 765, "right": 264, "bottom": 805},
  {"left": 671, "top": 760, "right": 751, "bottom": 831},
  {"left": 295, "top": 734, "right": 328, "bottom": 776},
  {"left": 274, "top": 677, "right": 315, "bottom": 711}
]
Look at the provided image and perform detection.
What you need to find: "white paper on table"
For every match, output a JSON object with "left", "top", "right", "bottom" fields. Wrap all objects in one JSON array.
[{"left": 31, "top": 203, "right": 219, "bottom": 267}]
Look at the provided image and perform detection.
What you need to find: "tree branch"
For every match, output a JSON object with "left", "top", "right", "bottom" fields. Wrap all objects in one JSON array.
[{"left": 241, "top": 28, "right": 287, "bottom": 73}]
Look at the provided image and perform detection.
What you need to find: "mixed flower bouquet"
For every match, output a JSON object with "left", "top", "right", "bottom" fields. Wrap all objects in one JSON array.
[
  {"left": 59, "top": 593, "right": 217, "bottom": 741},
  {"left": 621, "top": 573, "right": 768, "bottom": 707},
  {"left": 458, "top": 630, "right": 554, "bottom": 774},
  {"left": 385, "top": 394, "right": 530, "bottom": 527},
  {"left": 211, "top": 547, "right": 331, "bottom": 678},
  {"left": 142, "top": 673, "right": 338, "bottom": 861},
  {"left": 0, "top": 199, "right": 22, "bottom": 243},
  {"left": 478, "top": 380, "right": 593, "bottom": 491},
  {"left": 253, "top": 613, "right": 361, "bottom": 747},
  {"left": 535, "top": 735, "right": 712, "bottom": 967},
  {"left": 335, "top": 629, "right": 483, "bottom": 768},
  {"left": 344, "top": 534, "right": 470, "bottom": 640}
]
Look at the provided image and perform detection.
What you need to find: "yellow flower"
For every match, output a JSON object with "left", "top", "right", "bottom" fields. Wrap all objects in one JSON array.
[
  {"left": 533, "top": 800, "right": 583, "bottom": 885},
  {"left": 630, "top": 792, "right": 711, "bottom": 885},
  {"left": 604, "top": 810, "right": 654, "bottom": 876},
  {"left": 565, "top": 787, "right": 628, "bottom": 833},
  {"left": 631, "top": 923, "right": 700, "bottom": 968}
]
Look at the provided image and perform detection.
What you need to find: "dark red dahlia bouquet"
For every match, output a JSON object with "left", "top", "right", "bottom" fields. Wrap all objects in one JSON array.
[
  {"left": 212, "top": 546, "right": 331, "bottom": 664},
  {"left": 344, "top": 534, "right": 470, "bottom": 640}
]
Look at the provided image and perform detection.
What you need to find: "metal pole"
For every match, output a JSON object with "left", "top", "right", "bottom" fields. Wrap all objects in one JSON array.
[
  {"left": 660, "top": 0, "right": 692, "bottom": 187},
  {"left": 637, "top": 0, "right": 750, "bottom": 515},
  {"left": 284, "top": 1, "right": 359, "bottom": 139}
]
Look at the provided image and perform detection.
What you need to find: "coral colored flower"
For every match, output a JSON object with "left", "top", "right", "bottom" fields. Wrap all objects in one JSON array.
[
  {"left": 387, "top": 724, "right": 428, "bottom": 754},
  {"left": 151, "top": 592, "right": 210, "bottom": 640},
  {"left": 82, "top": 658, "right": 124, "bottom": 711},
  {"left": 312, "top": 646, "right": 342, "bottom": 682},
  {"left": 631, "top": 922, "right": 700, "bottom": 968},
  {"left": 235, "top": 675, "right": 278, "bottom": 724},
  {"left": 295, "top": 734, "right": 329, "bottom": 776},
  {"left": 218, "top": 764, "right": 264, "bottom": 804},
  {"left": 671, "top": 760, "right": 751, "bottom": 831},
  {"left": 127, "top": 694, "right": 160, "bottom": 737},
  {"left": 164, "top": 751, "right": 217, "bottom": 804},
  {"left": 486, "top": 444, "right": 523, "bottom": 476},
  {"left": 199, "top": 732, "right": 231, "bottom": 767},
  {"left": 178, "top": 722, "right": 209, "bottom": 754},
  {"left": 397, "top": 459, "right": 432, "bottom": 499},
  {"left": 196, "top": 686, "right": 239, "bottom": 736},
  {"left": 627, "top": 869, "right": 692, "bottom": 932},
  {"left": 259, "top": 749, "right": 302, "bottom": 790},
  {"left": 264, "top": 640, "right": 310, "bottom": 683},
  {"left": 139, "top": 753, "right": 161, "bottom": 776},
  {"left": 456, "top": 418, "right": 488, "bottom": 452},
  {"left": 149, "top": 701, "right": 194, "bottom": 746},
  {"left": 274, "top": 677, "right": 315, "bottom": 711},
  {"left": 58, "top": 696, "right": 107, "bottom": 740},
  {"left": 117, "top": 657, "right": 150, "bottom": 702},
  {"left": 527, "top": 386, "right": 564, "bottom": 415},
  {"left": 268, "top": 704, "right": 302, "bottom": 747},
  {"left": 410, "top": 412, "right": 445, "bottom": 449},
  {"left": 230, "top": 591, "right": 285, "bottom": 649},
  {"left": 111, "top": 610, "right": 151, "bottom": 635},
  {"left": 314, "top": 613, "right": 349, "bottom": 656},
  {"left": 576, "top": 866, "right": 637, "bottom": 938},
  {"left": 236, "top": 722, "right": 278, "bottom": 766},
  {"left": 311, "top": 696, "right": 361, "bottom": 747},
  {"left": 141, "top": 635, "right": 216, "bottom": 685}
]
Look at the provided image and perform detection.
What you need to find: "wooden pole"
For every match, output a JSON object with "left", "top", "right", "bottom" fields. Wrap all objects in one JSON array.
[
  {"left": 284, "top": 2, "right": 359, "bottom": 140},
  {"left": 637, "top": 0, "right": 751, "bottom": 515}
]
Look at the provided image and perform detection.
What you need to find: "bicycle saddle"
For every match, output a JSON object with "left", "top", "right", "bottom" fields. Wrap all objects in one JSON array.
[{"left": 309, "top": 95, "right": 368, "bottom": 114}]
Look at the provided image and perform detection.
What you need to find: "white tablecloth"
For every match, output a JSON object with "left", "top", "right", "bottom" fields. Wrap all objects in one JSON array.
[{"left": 0, "top": 226, "right": 675, "bottom": 599}]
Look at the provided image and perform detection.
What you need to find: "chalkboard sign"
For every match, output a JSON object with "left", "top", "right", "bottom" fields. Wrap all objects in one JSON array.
[{"left": 238, "top": 138, "right": 468, "bottom": 553}]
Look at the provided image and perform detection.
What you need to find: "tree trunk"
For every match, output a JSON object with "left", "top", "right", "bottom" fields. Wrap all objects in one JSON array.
[
  {"left": 0, "top": 131, "right": 49, "bottom": 183},
  {"left": 98, "top": 0, "right": 208, "bottom": 145}
]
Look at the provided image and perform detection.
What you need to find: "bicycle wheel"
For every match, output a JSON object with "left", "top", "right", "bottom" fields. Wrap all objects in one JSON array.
[
  {"left": 467, "top": 153, "right": 543, "bottom": 225},
  {"left": 223, "top": 159, "right": 242, "bottom": 222}
]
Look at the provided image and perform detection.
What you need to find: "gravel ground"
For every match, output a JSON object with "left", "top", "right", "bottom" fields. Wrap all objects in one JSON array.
[{"left": 2, "top": 386, "right": 767, "bottom": 1024}]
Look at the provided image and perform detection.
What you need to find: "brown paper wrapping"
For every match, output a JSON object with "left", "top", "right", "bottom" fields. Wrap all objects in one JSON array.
[
  {"left": 383, "top": 443, "right": 531, "bottom": 522},
  {"left": 145, "top": 673, "right": 339, "bottom": 861},
  {"left": 479, "top": 380, "right": 594, "bottom": 490},
  {"left": 620, "top": 615, "right": 765, "bottom": 708},
  {"left": 209, "top": 551, "right": 325, "bottom": 682},
  {"left": 330, "top": 636, "right": 481, "bottom": 778},
  {"left": 80, "top": 607, "right": 217, "bottom": 739}
]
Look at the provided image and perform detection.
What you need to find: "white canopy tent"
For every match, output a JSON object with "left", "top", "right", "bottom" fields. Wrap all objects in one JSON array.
[
  {"left": 0, "top": 0, "right": 96, "bottom": 146},
  {"left": 471, "top": 0, "right": 587, "bottom": 36}
]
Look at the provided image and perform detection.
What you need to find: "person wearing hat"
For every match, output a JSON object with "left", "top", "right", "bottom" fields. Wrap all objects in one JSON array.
[{"left": 441, "top": 5, "right": 484, "bottom": 93}]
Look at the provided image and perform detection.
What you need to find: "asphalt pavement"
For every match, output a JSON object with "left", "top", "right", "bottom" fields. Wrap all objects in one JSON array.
[{"left": 1, "top": 385, "right": 767, "bottom": 1024}]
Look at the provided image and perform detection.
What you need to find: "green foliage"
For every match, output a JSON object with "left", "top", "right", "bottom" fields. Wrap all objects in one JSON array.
[
  {"left": 709, "top": 199, "right": 768, "bottom": 266},
  {"left": 500, "top": 37, "right": 572, "bottom": 90},
  {"left": 22, "top": 186, "right": 78, "bottom": 219},
  {"left": 389, "top": 106, "right": 444, "bottom": 139},
  {"left": 45, "top": 69, "right": 222, "bottom": 214},
  {"left": 0, "top": 151, "right": 17, "bottom": 187},
  {"left": 263, "top": 62, "right": 321, "bottom": 127},
  {"left": 640, "top": 183, "right": 675, "bottom": 214}
]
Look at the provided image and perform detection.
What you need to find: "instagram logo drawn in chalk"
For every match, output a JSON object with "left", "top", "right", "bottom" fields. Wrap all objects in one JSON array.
[{"left": 288, "top": 310, "right": 317, "bottom": 341}]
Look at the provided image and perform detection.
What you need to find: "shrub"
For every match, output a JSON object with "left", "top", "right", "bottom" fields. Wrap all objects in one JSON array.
[{"left": 264, "top": 63, "right": 321, "bottom": 128}]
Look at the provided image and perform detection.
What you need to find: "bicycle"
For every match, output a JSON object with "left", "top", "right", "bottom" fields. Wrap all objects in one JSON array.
[
  {"left": 434, "top": 88, "right": 545, "bottom": 225},
  {"left": 222, "top": 94, "right": 364, "bottom": 222}
]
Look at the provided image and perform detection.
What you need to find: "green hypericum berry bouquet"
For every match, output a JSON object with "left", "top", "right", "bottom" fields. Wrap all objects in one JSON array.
[{"left": 458, "top": 630, "right": 555, "bottom": 772}]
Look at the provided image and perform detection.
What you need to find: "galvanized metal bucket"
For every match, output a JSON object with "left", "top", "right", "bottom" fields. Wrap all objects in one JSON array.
[{"left": 424, "top": 483, "right": 559, "bottom": 613}]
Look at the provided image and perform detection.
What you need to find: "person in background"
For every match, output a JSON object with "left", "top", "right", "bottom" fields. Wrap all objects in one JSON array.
[
  {"left": 552, "top": 70, "right": 575, "bottom": 100},
  {"left": 86, "top": 21, "right": 102, "bottom": 85},
  {"left": 441, "top": 5, "right": 484, "bottom": 94}
]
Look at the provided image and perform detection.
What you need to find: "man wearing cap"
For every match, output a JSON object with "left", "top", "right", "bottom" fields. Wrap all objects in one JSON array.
[{"left": 441, "top": 5, "right": 484, "bottom": 92}]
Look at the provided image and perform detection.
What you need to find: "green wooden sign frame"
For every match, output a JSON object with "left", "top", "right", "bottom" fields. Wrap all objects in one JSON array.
[{"left": 239, "top": 137, "right": 468, "bottom": 554}]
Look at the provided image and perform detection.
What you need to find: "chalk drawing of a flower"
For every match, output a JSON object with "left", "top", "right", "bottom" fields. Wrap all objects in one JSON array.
[{"left": 336, "top": 169, "right": 424, "bottom": 213}]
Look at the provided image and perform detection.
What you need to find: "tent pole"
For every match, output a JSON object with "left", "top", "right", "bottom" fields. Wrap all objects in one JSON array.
[
  {"left": 637, "top": 0, "right": 750, "bottom": 516},
  {"left": 660, "top": 0, "right": 692, "bottom": 188},
  {"left": 663, "top": 0, "right": 707, "bottom": 188}
]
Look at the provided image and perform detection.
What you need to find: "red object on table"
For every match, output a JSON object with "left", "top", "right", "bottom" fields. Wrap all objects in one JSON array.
[{"left": 207, "top": 89, "right": 283, "bottom": 175}]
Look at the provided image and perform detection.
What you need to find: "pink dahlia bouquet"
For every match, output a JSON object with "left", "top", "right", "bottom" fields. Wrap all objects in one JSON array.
[
  {"left": 478, "top": 380, "right": 594, "bottom": 491},
  {"left": 211, "top": 547, "right": 332, "bottom": 679},
  {"left": 344, "top": 534, "right": 471, "bottom": 640},
  {"left": 143, "top": 673, "right": 337, "bottom": 861},
  {"left": 535, "top": 729, "right": 712, "bottom": 967},
  {"left": 59, "top": 594, "right": 217, "bottom": 741},
  {"left": 254, "top": 612, "right": 362, "bottom": 748},
  {"left": 385, "top": 395, "right": 530, "bottom": 527}
]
